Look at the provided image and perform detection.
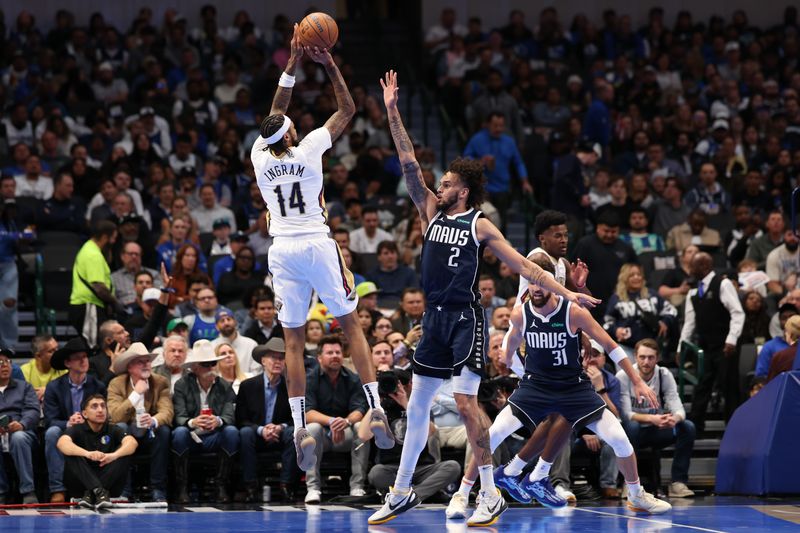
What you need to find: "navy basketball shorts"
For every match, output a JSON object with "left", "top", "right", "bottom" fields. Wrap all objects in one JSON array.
[
  {"left": 412, "top": 304, "right": 487, "bottom": 379},
  {"left": 507, "top": 375, "right": 607, "bottom": 430}
]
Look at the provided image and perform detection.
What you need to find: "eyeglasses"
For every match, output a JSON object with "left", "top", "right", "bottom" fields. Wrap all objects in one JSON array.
[
  {"left": 0, "top": 360, "right": 9, "bottom": 367},
  {"left": 376, "top": 324, "right": 392, "bottom": 330},
  {"left": 199, "top": 361, "right": 218, "bottom": 368}
]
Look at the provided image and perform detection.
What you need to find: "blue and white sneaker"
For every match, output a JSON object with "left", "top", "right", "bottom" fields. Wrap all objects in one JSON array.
[
  {"left": 493, "top": 466, "right": 532, "bottom": 504},
  {"left": 519, "top": 476, "right": 567, "bottom": 508}
]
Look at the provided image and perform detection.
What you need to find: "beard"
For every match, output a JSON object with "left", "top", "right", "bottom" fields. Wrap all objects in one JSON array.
[
  {"left": 786, "top": 241, "right": 799, "bottom": 252},
  {"left": 531, "top": 292, "right": 550, "bottom": 308}
]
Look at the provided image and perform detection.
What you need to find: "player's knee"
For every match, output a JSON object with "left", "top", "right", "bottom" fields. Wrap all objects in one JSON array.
[{"left": 607, "top": 428, "right": 634, "bottom": 457}]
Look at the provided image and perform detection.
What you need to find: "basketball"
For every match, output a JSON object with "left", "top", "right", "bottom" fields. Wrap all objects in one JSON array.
[{"left": 297, "top": 12, "right": 339, "bottom": 49}]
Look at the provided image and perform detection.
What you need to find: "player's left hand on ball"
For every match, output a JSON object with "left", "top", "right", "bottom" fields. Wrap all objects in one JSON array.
[{"left": 306, "top": 46, "right": 333, "bottom": 65}]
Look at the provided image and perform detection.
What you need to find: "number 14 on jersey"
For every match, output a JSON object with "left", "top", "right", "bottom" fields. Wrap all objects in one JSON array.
[{"left": 274, "top": 182, "right": 306, "bottom": 216}]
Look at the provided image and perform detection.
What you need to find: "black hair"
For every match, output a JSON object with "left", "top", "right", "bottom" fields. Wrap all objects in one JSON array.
[
  {"left": 81, "top": 393, "right": 106, "bottom": 411},
  {"left": 259, "top": 114, "right": 292, "bottom": 156},
  {"left": 91, "top": 220, "right": 117, "bottom": 240},
  {"left": 362, "top": 205, "right": 379, "bottom": 216},
  {"left": 596, "top": 210, "right": 621, "bottom": 228},
  {"left": 533, "top": 210, "right": 568, "bottom": 238}
]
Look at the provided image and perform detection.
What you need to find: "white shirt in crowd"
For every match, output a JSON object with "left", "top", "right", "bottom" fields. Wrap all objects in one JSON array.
[
  {"left": 349, "top": 226, "right": 394, "bottom": 254},
  {"left": 679, "top": 271, "right": 745, "bottom": 348}
]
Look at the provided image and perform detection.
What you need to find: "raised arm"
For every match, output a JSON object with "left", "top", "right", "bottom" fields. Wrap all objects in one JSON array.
[
  {"left": 270, "top": 24, "right": 303, "bottom": 116},
  {"left": 477, "top": 218, "right": 601, "bottom": 309},
  {"left": 306, "top": 47, "right": 355, "bottom": 142},
  {"left": 381, "top": 70, "right": 438, "bottom": 224},
  {"left": 501, "top": 305, "right": 525, "bottom": 367}
]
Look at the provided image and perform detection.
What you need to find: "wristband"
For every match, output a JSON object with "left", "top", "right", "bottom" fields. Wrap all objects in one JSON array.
[
  {"left": 595, "top": 387, "right": 608, "bottom": 395},
  {"left": 279, "top": 72, "right": 296, "bottom": 88},
  {"left": 161, "top": 287, "right": 177, "bottom": 294},
  {"left": 608, "top": 346, "right": 627, "bottom": 364}
]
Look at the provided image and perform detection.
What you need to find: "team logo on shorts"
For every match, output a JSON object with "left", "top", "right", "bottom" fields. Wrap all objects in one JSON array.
[{"left": 274, "top": 296, "right": 283, "bottom": 312}]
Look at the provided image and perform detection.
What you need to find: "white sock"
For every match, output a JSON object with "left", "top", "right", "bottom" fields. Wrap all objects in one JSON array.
[
  {"left": 457, "top": 477, "right": 474, "bottom": 498},
  {"left": 626, "top": 478, "right": 643, "bottom": 497},
  {"left": 362, "top": 382, "right": 383, "bottom": 412},
  {"left": 529, "top": 458, "right": 552, "bottom": 482},
  {"left": 289, "top": 396, "right": 306, "bottom": 434},
  {"left": 503, "top": 455, "right": 527, "bottom": 477},
  {"left": 478, "top": 464, "right": 495, "bottom": 493}
]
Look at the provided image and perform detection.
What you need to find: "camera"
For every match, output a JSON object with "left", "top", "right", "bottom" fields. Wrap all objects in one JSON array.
[{"left": 378, "top": 369, "right": 411, "bottom": 396}]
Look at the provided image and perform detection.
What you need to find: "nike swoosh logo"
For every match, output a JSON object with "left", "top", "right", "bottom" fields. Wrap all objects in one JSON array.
[{"left": 388, "top": 497, "right": 408, "bottom": 511}]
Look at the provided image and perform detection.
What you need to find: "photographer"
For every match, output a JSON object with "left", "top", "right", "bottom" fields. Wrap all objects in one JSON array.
[{"left": 360, "top": 368, "right": 460, "bottom": 501}]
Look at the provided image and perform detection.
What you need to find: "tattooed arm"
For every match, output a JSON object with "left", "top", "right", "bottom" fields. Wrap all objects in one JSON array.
[
  {"left": 381, "top": 70, "right": 438, "bottom": 225},
  {"left": 270, "top": 24, "right": 303, "bottom": 116},
  {"left": 305, "top": 47, "right": 355, "bottom": 142}
]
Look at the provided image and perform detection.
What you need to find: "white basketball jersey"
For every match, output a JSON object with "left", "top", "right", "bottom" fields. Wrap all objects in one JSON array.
[
  {"left": 251, "top": 127, "right": 332, "bottom": 237},
  {"left": 515, "top": 246, "right": 569, "bottom": 303}
]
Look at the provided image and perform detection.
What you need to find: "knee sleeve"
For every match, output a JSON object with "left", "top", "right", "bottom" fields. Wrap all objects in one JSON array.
[
  {"left": 489, "top": 406, "right": 523, "bottom": 451},
  {"left": 588, "top": 410, "right": 634, "bottom": 458}
]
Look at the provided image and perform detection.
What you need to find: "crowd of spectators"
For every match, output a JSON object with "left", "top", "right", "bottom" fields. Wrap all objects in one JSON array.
[{"left": 0, "top": 3, "right": 799, "bottom": 505}]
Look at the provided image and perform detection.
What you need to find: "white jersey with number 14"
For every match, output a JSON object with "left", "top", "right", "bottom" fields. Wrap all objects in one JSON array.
[{"left": 251, "top": 127, "right": 332, "bottom": 237}]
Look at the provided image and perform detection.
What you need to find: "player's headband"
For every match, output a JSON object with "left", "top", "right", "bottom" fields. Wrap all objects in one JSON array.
[{"left": 264, "top": 115, "right": 292, "bottom": 144}]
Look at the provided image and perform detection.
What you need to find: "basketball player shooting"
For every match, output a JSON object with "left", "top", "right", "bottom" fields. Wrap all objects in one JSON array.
[
  {"left": 368, "top": 71, "right": 600, "bottom": 526},
  {"left": 251, "top": 26, "right": 394, "bottom": 472}
]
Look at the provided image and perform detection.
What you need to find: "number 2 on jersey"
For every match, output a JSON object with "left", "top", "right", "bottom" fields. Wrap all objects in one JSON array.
[
  {"left": 552, "top": 348, "right": 568, "bottom": 366},
  {"left": 274, "top": 182, "right": 306, "bottom": 216},
  {"left": 448, "top": 246, "right": 460, "bottom": 267}
]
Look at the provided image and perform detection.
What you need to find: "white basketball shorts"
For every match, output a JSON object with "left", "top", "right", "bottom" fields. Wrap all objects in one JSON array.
[{"left": 267, "top": 234, "right": 358, "bottom": 328}]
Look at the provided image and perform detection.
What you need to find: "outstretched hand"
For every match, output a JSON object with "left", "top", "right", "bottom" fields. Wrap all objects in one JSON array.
[
  {"left": 305, "top": 46, "right": 333, "bottom": 66},
  {"left": 380, "top": 70, "right": 399, "bottom": 110},
  {"left": 289, "top": 23, "right": 304, "bottom": 61},
  {"left": 567, "top": 291, "right": 601, "bottom": 309}
]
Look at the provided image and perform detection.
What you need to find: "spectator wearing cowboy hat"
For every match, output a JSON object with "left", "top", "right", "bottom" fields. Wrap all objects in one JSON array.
[
  {"left": 0, "top": 348, "right": 39, "bottom": 504},
  {"left": 236, "top": 338, "right": 299, "bottom": 502},
  {"left": 107, "top": 343, "right": 173, "bottom": 502},
  {"left": 43, "top": 337, "right": 107, "bottom": 503},
  {"left": 171, "top": 340, "right": 239, "bottom": 504}
]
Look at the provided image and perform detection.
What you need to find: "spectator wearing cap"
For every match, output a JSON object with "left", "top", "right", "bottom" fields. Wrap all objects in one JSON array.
[
  {"left": 112, "top": 241, "right": 161, "bottom": 308},
  {"left": 366, "top": 241, "right": 419, "bottom": 309},
  {"left": 355, "top": 282, "right": 383, "bottom": 323},
  {"left": 171, "top": 340, "right": 239, "bottom": 504},
  {"left": 56, "top": 393, "right": 138, "bottom": 508},
  {"left": 243, "top": 293, "right": 283, "bottom": 346},
  {"left": 194, "top": 183, "right": 236, "bottom": 234},
  {"left": 0, "top": 347, "right": 40, "bottom": 504},
  {"left": 153, "top": 333, "right": 189, "bottom": 393},
  {"left": 212, "top": 308, "right": 259, "bottom": 375},
  {"left": 304, "top": 335, "right": 370, "bottom": 503},
  {"left": 91, "top": 61, "right": 129, "bottom": 105},
  {"left": 69, "top": 221, "right": 124, "bottom": 347},
  {"left": 14, "top": 154, "right": 53, "bottom": 200},
  {"left": 123, "top": 287, "right": 165, "bottom": 341},
  {"left": 237, "top": 338, "right": 299, "bottom": 502},
  {"left": 212, "top": 230, "right": 258, "bottom": 284},
  {"left": 618, "top": 339, "right": 696, "bottom": 498},
  {"left": 686, "top": 163, "right": 731, "bottom": 216},
  {"left": 43, "top": 337, "right": 108, "bottom": 503},
  {"left": 572, "top": 211, "right": 638, "bottom": 315},
  {"left": 755, "top": 304, "right": 798, "bottom": 378},
  {"left": 107, "top": 343, "right": 173, "bottom": 501},
  {"left": 208, "top": 218, "right": 233, "bottom": 256},
  {"left": 131, "top": 106, "right": 172, "bottom": 155},
  {"left": 718, "top": 41, "right": 742, "bottom": 81},
  {"left": 37, "top": 173, "right": 87, "bottom": 233}
]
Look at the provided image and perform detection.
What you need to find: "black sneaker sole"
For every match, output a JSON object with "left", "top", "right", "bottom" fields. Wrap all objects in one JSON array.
[{"left": 367, "top": 493, "right": 420, "bottom": 525}]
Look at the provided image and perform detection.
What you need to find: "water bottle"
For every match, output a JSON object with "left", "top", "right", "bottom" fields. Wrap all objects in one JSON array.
[
  {"left": 135, "top": 405, "right": 147, "bottom": 438},
  {"left": 262, "top": 484, "right": 271, "bottom": 503}
]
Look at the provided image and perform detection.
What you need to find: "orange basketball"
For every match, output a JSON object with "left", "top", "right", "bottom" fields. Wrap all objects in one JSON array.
[{"left": 297, "top": 12, "right": 339, "bottom": 50}]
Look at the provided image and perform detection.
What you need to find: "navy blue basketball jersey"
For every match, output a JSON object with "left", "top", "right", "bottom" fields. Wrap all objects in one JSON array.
[
  {"left": 420, "top": 208, "right": 484, "bottom": 306},
  {"left": 521, "top": 296, "right": 583, "bottom": 382}
]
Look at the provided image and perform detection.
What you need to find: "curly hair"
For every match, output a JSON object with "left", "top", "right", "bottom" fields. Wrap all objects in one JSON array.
[
  {"left": 448, "top": 157, "right": 486, "bottom": 208},
  {"left": 259, "top": 114, "right": 292, "bottom": 155},
  {"left": 533, "top": 210, "right": 568, "bottom": 238}
]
